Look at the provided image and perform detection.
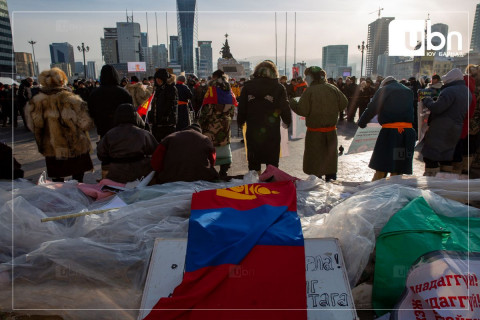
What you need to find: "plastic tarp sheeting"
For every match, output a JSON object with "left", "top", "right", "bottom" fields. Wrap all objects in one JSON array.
[
  {"left": 302, "top": 184, "right": 480, "bottom": 288},
  {"left": 372, "top": 196, "right": 480, "bottom": 315},
  {"left": 0, "top": 175, "right": 348, "bottom": 320}
]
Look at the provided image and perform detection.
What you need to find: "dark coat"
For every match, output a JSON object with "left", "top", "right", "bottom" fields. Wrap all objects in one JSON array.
[
  {"left": 422, "top": 79, "right": 472, "bottom": 161},
  {"left": 147, "top": 76, "right": 178, "bottom": 143},
  {"left": 153, "top": 128, "right": 218, "bottom": 183},
  {"left": 97, "top": 104, "right": 158, "bottom": 183},
  {"left": 359, "top": 80, "right": 416, "bottom": 174},
  {"left": 88, "top": 65, "right": 133, "bottom": 137},
  {"left": 237, "top": 77, "right": 292, "bottom": 169},
  {"left": 175, "top": 82, "right": 193, "bottom": 131}
]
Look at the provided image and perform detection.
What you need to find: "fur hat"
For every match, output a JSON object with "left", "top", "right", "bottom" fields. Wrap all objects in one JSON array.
[
  {"left": 154, "top": 68, "right": 171, "bottom": 82},
  {"left": 39, "top": 68, "right": 68, "bottom": 88},
  {"left": 253, "top": 60, "right": 279, "bottom": 79}
]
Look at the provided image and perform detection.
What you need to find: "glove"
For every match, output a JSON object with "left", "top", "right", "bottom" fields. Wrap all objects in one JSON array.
[{"left": 281, "top": 122, "right": 288, "bottom": 129}]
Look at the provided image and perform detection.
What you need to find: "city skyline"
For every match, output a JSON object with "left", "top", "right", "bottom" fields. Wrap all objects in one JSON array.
[{"left": 7, "top": 0, "right": 477, "bottom": 78}]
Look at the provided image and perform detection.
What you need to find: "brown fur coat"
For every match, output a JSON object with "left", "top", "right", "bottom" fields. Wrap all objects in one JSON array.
[
  {"left": 25, "top": 88, "right": 93, "bottom": 159},
  {"left": 126, "top": 82, "right": 153, "bottom": 107}
]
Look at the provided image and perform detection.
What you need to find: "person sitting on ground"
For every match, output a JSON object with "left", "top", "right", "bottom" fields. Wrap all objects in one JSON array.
[
  {"left": 97, "top": 103, "right": 158, "bottom": 183},
  {"left": 151, "top": 123, "right": 218, "bottom": 184}
]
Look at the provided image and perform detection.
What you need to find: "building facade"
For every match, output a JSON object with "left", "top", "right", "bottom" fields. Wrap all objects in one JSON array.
[
  {"left": 87, "top": 61, "right": 96, "bottom": 79},
  {"left": 74, "top": 61, "right": 84, "bottom": 77},
  {"left": 49, "top": 42, "right": 75, "bottom": 76},
  {"left": 14, "top": 52, "right": 34, "bottom": 78},
  {"left": 101, "top": 27, "right": 119, "bottom": 64},
  {"left": 169, "top": 35, "right": 179, "bottom": 64},
  {"left": 116, "top": 22, "right": 142, "bottom": 63},
  {"left": 50, "top": 62, "right": 72, "bottom": 78},
  {"left": 176, "top": 0, "right": 198, "bottom": 74},
  {"left": 472, "top": 3, "right": 480, "bottom": 53},
  {"left": 322, "top": 45, "right": 348, "bottom": 79},
  {"left": 197, "top": 40, "right": 212, "bottom": 79},
  {"left": 0, "top": 0, "right": 13, "bottom": 77},
  {"left": 366, "top": 17, "right": 395, "bottom": 77},
  {"left": 152, "top": 44, "right": 168, "bottom": 69}
]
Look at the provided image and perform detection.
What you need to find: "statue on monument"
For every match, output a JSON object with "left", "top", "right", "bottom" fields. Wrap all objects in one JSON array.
[{"left": 220, "top": 33, "right": 234, "bottom": 59}]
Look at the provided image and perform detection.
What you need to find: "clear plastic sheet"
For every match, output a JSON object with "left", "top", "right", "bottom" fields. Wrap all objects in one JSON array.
[
  {"left": 302, "top": 184, "right": 480, "bottom": 287},
  {"left": 2, "top": 175, "right": 477, "bottom": 319},
  {"left": 0, "top": 176, "right": 344, "bottom": 319}
]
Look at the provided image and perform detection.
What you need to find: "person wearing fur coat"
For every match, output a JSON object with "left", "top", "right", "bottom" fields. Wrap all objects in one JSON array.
[
  {"left": 125, "top": 75, "right": 153, "bottom": 108},
  {"left": 25, "top": 68, "right": 94, "bottom": 182}
]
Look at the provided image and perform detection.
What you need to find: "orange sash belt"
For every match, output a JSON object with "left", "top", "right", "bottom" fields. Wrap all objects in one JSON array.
[
  {"left": 381, "top": 122, "right": 412, "bottom": 134},
  {"left": 307, "top": 126, "right": 336, "bottom": 132},
  {"left": 178, "top": 101, "right": 189, "bottom": 105}
]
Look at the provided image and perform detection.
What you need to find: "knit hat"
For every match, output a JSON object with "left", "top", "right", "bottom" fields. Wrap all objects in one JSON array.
[
  {"left": 154, "top": 68, "right": 171, "bottom": 82},
  {"left": 441, "top": 68, "right": 464, "bottom": 84},
  {"left": 177, "top": 75, "right": 186, "bottom": 83}
]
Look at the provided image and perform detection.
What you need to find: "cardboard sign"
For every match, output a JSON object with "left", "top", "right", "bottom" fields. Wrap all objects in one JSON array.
[
  {"left": 392, "top": 251, "right": 480, "bottom": 320},
  {"left": 346, "top": 124, "right": 381, "bottom": 154},
  {"left": 138, "top": 238, "right": 357, "bottom": 320},
  {"left": 417, "top": 89, "right": 436, "bottom": 144}
]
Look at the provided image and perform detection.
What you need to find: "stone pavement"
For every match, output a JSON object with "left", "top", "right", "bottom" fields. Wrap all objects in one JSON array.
[{"left": 1, "top": 118, "right": 431, "bottom": 184}]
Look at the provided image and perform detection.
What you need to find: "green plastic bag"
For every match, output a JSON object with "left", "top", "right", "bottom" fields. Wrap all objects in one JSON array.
[{"left": 372, "top": 196, "right": 480, "bottom": 316}]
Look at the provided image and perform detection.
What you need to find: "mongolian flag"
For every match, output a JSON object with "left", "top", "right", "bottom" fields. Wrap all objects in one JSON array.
[
  {"left": 203, "top": 86, "right": 238, "bottom": 106},
  {"left": 137, "top": 92, "right": 155, "bottom": 117},
  {"left": 144, "top": 180, "right": 307, "bottom": 320}
]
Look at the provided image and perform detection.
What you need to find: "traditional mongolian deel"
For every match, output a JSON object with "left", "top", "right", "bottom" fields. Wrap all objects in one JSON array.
[{"left": 143, "top": 181, "right": 307, "bottom": 320}]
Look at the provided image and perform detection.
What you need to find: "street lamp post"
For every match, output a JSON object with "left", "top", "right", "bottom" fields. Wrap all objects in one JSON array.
[
  {"left": 77, "top": 43, "right": 89, "bottom": 78},
  {"left": 28, "top": 40, "right": 37, "bottom": 78},
  {"left": 358, "top": 41, "right": 368, "bottom": 79}
]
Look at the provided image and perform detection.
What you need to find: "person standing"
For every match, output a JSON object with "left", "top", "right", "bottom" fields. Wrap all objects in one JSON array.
[
  {"left": 290, "top": 67, "right": 348, "bottom": 181},
  {"left": 125, "top": 75, "right": 153, "bottom": 108},
  {"left": 237, "top": 60, "right": 292, "bottom": 174},
  {"left": 175, "top": 75, "right": 194, "bottom": 131},
  {"left": 88, "top": 64, "right": 133, "bottom": 138},
  {"left": 421, "top": 68, "right": 471, "bottom": 175},
  {"left": 358, "top": 76, "right": 416, "bottom": 181},
  {"left": 198, "top": 72, "right": 237, "bottom": 179},
  {"left": 24, "top": 68, "right": 93, "bottom": 182},
  {"left": 148, "top": 69, "right": 178, "bottom": 142},
  {"left": 17, "top": 77, "right": 33, "bottom": 128},
  {"left": 193, "top": 78, "right": 208, "bottom": 117}
]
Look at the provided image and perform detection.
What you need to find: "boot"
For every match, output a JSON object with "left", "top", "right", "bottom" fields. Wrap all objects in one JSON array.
[
  {"left": 439, "top": 165, "right": 453, "bottom": 173},
  {"left": 451, "top": 162, "right": 463, "bottom": 174},
  {"left": 372, "top": 171, "right": 387, "bottom": 181},
  {"left": 423, "top": 167, "right": 440, "bottom": 177},
  {"left": 462, "top": 156, "right": 473, "bottom": 174},
  {"left": 219, "top": 164, "right": 229, "bottom": 180}
]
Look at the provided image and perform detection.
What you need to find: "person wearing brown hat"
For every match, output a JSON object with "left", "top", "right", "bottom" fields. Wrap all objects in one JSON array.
[
  {"left": 148, "top": 69, "right": 178, "bottom": 142},
  {"left": 290, "top": 66, "right": 348, "bottom": 181}
]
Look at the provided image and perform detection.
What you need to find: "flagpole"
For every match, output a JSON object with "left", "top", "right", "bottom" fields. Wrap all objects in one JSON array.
[
  {"left": 166, "top": 12, "right": 169, "bottom": 64},
  {"left": 294, "top": 12, "right": 296, "bottom": 66},
  {"left": 285, "top": 12, "right": 287, "bottom": 77},
  {"left": 146, "top": 12, "right": 149, "bottom": 72},
  {"left": 155, "top": 12, "right": 159, "bottom": 47},
  {"left": 275, "top": 12, "right": 277, "bottom": 66}
]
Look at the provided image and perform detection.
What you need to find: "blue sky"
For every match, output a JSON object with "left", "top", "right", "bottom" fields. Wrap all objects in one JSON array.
[{"left": 7, "top": 0, "right": 477, "bottom": 77}]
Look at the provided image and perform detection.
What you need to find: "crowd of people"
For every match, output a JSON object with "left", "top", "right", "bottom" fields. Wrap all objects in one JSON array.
[{"left": 1, "top": 59, "right": 479, "bottom": 184}]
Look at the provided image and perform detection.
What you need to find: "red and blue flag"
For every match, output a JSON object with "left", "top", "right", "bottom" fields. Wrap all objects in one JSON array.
[
  {"left": 144, "top": 180, "right": 307, "bottom": 319},
  {"left": 203, "top": 86, "right": 238, "bottom": 106}
]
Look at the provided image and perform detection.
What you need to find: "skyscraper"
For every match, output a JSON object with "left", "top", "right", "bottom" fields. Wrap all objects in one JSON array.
[
  {"left": 366, "top": 17, "right": 395, "bottom": 76},
  {"left": 0, "top": 0, "right": 12, "bottom": 76},
  {"left": 87, "top": 61, "right": 96, "bottom": 79},
  {"left": 116, "top": 21, "right": 141, "bottom": 63},
  {"left": 101, "top": 27, "right": 119, "bottom": 64},
  {"left": 322, "top": 45, "right": 348, "bottom": 78},
  {"left": 49, "top": 42, "right": 75, "bottom": 75},
  {"left": 176, "top": 0, "right": 198, "bottom": 73},
  {"left": 197, "top": 41, "right": 212, "bottom": 79},
  {"left": 431, "top": 23, "right": 449, "bottom": 54},
  {"left": 471, "top": 3, "right": 480, "bottom": 53},
  {"left": 14, "top": 52, "right": 34, "bottom": 78},
  {"left": 152, "top": 44, "right": 168, "bottom": 68},
  {"left": 169, "top": 35, "right": 179, "bottom": 63},
  {"left": 140, "top": 32, "right": 148, "bottom": 62}
]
